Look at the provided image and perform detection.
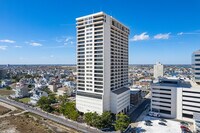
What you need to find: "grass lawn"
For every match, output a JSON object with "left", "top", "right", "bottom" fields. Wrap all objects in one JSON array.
[
  {"left": 19, "top": 98, "right": 30, "bottom": 103},
  {"left": 0, "top": 89, "right": 15, "bottom": 96}
]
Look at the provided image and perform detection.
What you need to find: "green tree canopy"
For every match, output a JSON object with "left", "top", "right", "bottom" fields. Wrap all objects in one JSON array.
[
  {"left": 101, "top": 111, "right": 113, "bottom": 128},
  {"left": 84, "top": 112, "right": 102, "bottom": 128},
  {"left": 60, "top": 102, "right": 79, "bottom": 121},
  {"left": 37, "top": 96, "right": 53, "bottom": 112},
  {"left": 6, "top": 86, "right": 12, "bottom": 90},
  {"left": 114, "top": 113, "right": 130, "bottom": 131}
]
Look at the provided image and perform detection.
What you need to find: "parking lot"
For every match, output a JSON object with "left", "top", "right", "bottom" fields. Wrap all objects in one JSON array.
[{"left": 136, "top": 116, "right": 182, "bottom": 133}]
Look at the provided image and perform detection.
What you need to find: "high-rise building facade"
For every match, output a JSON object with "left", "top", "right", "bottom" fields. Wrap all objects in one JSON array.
[
  {"left": 192, "top": 50, "right": 200, "bottom": 85},
  {"left": 76, "top": 12, "right": 130, "bottom": 114},
  {"left": 153, "top": 62, "right": 164, "bottom": 79}
]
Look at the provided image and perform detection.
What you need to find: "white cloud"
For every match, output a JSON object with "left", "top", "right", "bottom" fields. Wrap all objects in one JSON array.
[
  {"left": 177, "top": 31, "right": 200, "bottom": 35},
  {"left": 0, "top": 39, "right": 15, "bottom": 43},
  {"left": 0, "top": 46, "right": 8, "bottom": 50},
  {"left": 29, "top": 42, "right": 42, "bottom": 46},
  {"left": 65, "top": 37, "right": 73, "bottom": 42},
  {"left": 130, "top": 32, "right": 150, "bottom": 41},
  {"left": 50, "top": 55, "right": 54, "bottom": 58},
  {"left": 177, "top": 32, "right": 183, "bottom": 35},
  {"left": 64, "top": 41, "right": 75, "bottom": 46},
  {"left": 154, "top": 33, "right": 170, "bottom": 39},
  {"left": 15, "top": 45, "right": 22, "bottom": 48},
  {"left": 56, "top": 36, "right": 75, "bottom": 45}
]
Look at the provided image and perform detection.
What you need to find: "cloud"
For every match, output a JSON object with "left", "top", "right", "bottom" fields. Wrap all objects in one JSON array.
[
  {"left": 177, "top": 32, "right": 184, "bottom": 35},
  {"left": 177, "top": 31, "right": 200, "bottom": 35},
  {"left": 29, "top": 42, "right": 42, "bottom": 46},
  {"left": 0, "top": 39, "right": 15, "bottom": 43},
  {"left": 15, "top": 45, "right": 22, "bottom": 48},
  {"left": 56, "top": 36, "right": 75, "bottom": 45},
  {"left": 0, "top": 46, "right": 8, "bottom": 50},
  {"left": 130, "top": 32, "right": 150, "bottom": 41},
  {"left": 154, "top": 33, "right": 170, "bottom": 39}
]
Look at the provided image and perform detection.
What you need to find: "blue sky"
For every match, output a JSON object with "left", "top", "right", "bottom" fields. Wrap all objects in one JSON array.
[{"left": 0, "top": 0, "right": 200, "bottom": 64}]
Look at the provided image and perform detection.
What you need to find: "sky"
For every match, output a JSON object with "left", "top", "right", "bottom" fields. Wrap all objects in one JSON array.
[{"left": 0, "top": 0, "right": 200, "bottom": 65}]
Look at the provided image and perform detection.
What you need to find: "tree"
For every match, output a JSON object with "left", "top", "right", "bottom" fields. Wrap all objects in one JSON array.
[
  {"left": 58, "top": 95, "right": 69, "bottom": 103},
  {"left": 84, "top": 112, "right": 101, "bottom": 128},
  {"left": 114, "top": 113, "right": 130, "bottom": 132},
  {"left": 84, "top": 112, "right": 94, "bottom": 126},
  {"left": 60, "top": 102, "right": 79, "bottom": 121},
  {"left": 101, "top": 111, "right": 113, "bottom": 128},
  {"left": 43, "top": 87, "right": 51, "bottom": 94},
  {"left": 48, "top": 93, "right": 57, "bottom": 103},
  {"left": 6, "top": 86, "right": 12, "bottom": 90},
  {"left": 37, "top": 96, "right": 53, "bottom": 112},
  {"left": 69, "top": 110, "right": 79, "bottom": 121}
]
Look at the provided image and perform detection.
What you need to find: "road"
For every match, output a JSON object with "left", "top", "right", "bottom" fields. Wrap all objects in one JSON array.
[
  {"left": 0, "top": 97, "right": 104, "bottom": 133},
  {"left": 129, "top": 98, "right": 151, "bottom": 122}
]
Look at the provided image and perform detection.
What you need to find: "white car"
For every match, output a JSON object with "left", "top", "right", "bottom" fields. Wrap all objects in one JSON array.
[{"left": 148, "top": 112, "right": 160, "bottom": 117}]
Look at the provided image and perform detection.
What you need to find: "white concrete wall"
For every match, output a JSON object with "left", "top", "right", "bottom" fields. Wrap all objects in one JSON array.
[
  {"left": 102, "top": 14, "right": 111, "bottom": 112},
  {"left": 76, "top": 95, "right": 103, "bottom": 114},
  {"left": 111, "top": 90, "right": 130, "bottom": 114},
  {"left": 176, "top": 87, "right": 183, "bottom": 120}
]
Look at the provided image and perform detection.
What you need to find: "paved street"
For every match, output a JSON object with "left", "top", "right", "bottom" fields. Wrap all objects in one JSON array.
[
  {"left": 0, "top": 97, "right": 103, "bottom": 133},
  {"left": 129, "top": 98, "right": 150, "bottom": 122}
]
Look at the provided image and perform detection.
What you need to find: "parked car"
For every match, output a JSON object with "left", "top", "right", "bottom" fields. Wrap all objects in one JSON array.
[
  {"left": 180, "top": 125, "right": 188, "bottom": 129},
  {"left": 180, "top": 125, "right": 191, "bottom": 132},
  {"left": 181, "top": 128, "right": 192, "bottom": 133},
  {"left": 160, "top": 118, "right": 167, "bottom": 123},
  {"left": 148, "top": 112, "right": 160, "bottom": 117},
  {"left": 145, "top": 122, "right": 152, "bottom": 126},
  {"left": 180, "top": 121, "right": 189, "bottom": 126},
  {"left": 145, "top": 120, "right": 152, "bottom": 123},
  {"left": 158, "top": 122, "right": 167, "bottom": 126},
  {"left": 148, "top": 112, "right": 154, "bottom": 116}
]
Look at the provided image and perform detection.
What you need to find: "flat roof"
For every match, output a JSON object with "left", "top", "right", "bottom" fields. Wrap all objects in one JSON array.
[
  {"left": 76, "top": 11, "right": 104, "bottom": 20},
  {"left": 152, "top": 78, "right": 192, "bottom": 88},
  {"left": 112, "top": 87, "right": 129, "bottom": 95},
  {"left": 76, "top": 11, "right": 129, "bottom": 29}
]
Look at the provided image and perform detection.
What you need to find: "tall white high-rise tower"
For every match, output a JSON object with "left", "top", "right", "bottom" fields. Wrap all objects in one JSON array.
[
  {"left": 76, "top": 12, "right": 130, "bottom": 114},
  {"left": 154, "top": 62, "right": 164, "bottom": 79}
]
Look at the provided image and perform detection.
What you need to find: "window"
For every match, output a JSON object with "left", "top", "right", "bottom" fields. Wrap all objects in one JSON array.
[
  {"left": 152, "top": 92, "right": 171, "bottom": 95},
  {"left": 152, "top": 100, "right": 171, "bottom": 104},
  {"left": 182, "top": 113, "right": 193, "bottom": 118},
  {"left": 160, "top": 110, "right": 171, "bottom": 114},
  {"left": 95, "top": 89, "right": 103, "bottom": 93},
  {"left": 152, "top": 104, "right": 171, "bottom": 108},
  {"left": 152, "top": 96, "right": 171, "bottom": 99}
]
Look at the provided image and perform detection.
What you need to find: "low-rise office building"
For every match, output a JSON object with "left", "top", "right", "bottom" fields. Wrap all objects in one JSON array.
[{"left": 151, "top": 78, "right": 200, "bottom": 124}]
